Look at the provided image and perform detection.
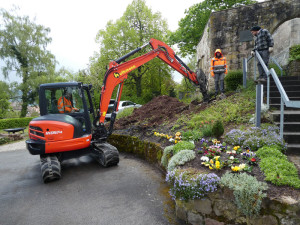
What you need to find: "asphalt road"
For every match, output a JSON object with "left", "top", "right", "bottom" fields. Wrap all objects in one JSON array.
[{"left": 0, "top": 143, "right": 182, "bottom": 225}]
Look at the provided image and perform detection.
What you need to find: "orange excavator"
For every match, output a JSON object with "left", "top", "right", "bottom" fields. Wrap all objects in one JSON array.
[{"left": 26, "top": 39, "right": 209, "bottom": 182}]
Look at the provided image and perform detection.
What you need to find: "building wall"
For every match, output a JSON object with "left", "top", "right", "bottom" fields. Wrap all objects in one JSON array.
[{"left": 196, "top": 0, "right": 300, "bottom": 90}]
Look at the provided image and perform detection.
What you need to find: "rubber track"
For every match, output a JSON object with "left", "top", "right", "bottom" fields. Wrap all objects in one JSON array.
[
  {"left": 94, "top": 142, "right": 119, "bottom": 167},
  {"left": 40, "top": 155, "right": 61, "bottom": 183}
]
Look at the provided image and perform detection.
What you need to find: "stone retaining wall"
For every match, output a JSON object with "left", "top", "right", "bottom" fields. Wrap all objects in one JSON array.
[{"left": 108, "top": 134, "right": 300, "bottom": 225}]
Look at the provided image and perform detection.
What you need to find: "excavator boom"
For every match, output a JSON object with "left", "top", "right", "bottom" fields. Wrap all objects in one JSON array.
[{"left": 99, "top": 38, "right": 203, "bottom": 125}]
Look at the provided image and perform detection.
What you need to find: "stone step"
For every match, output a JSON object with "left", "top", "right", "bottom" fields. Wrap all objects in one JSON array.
[
  {"left": 274, "top": 122, "right": 300, "bottom": 132},
  {"left": 283, "top": 132, "right": 300, "bottom": 144},
  {"left": 286, "top": 144, "right": 300, "bottom": 155},
  {"left": 267, "top": 91, "right": 300, "bottom": 98},
  {"left": 269, "top": 97, "right": 300, "bottom": 104},
  {"left": 272, "top": 110, "right": 300, "bottom": 122},
  {"left": 269, "top": 104, "right": 300, "bottom": 110},
  {"left": 270, "top": 80, "right": 300, "bottom": 85},
  {"left": 267, "top": 85, "right": 300, "bottom": 92},
  {"left": 276, "top": 76, "right": 300, "bottom": 81}
]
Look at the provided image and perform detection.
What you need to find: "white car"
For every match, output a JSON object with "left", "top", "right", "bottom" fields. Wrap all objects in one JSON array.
[{"left": 105, "top": 100, "right": 141, "bottom": 121}]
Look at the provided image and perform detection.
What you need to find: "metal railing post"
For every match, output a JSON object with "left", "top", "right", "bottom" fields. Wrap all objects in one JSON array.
[
  {"left": 267, "top": 75, "right": 270, "bottom": 108},
  {"left": 254, "top": 56, "right": 257, "bottom": 80},
  {"left": 280, "top": 97, "right": 284, "bottom": 139},
  {"left": 243, "top": 58, "right": 247, "bottom": 88},
  {"left": 256, "top": 84, "right": 262, "bottom": 127}
]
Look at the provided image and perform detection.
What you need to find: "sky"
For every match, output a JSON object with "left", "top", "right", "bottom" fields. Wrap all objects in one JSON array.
[{"left": 0, "top": 0, "right": 203, "bottom": 83}]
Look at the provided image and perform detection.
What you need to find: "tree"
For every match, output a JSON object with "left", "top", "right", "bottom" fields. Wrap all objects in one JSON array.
[
  {"left": 91, "top": 0, "right": 174, "bottom": 103},
  {"left": 0, "top": 7, "right": 56, "bottom": 117},
  {"left": 0, "top": 81, "right": 11, "bottom": 118},
  {"left": 169, "top": 0, "right": 257, "bottom": 57}
]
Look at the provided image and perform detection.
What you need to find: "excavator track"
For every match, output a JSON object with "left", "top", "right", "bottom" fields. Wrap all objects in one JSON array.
[
  {"left": 40, "top": 155, "right": 61, "bottom": 183},
  {"left": 93, "top": 142, "right": 119, "bottom": 167}
]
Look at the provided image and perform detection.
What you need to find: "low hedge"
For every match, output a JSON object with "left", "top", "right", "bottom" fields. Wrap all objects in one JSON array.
[
  {"left": 224, "top": 70, "right": 243, "bottom": 91},
  {"left": 0, "top": 117, "right": 34, "bottom": 130}
]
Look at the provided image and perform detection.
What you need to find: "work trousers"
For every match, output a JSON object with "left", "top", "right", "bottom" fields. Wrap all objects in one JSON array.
[
  {"left": 257, "top": 50, "right": 270, "bottom": 79},
  {"left": 214, "top": 73, "right": 225, "bottom": 95}
]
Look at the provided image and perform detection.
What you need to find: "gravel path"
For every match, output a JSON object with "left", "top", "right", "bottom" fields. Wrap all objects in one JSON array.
[{"left": 0, "top": 140, "right": 26, "bottom": 153}]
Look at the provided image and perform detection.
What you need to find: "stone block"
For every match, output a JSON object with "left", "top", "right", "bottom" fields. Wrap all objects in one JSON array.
[
  {"left": 176, "top": 204, "right": 187, "bottom": 221},
  {"left": 205, "top": 218, "right": 224, "bottom": 225},
  {"left": 194, "top": 198, "right": 212, "bottom": 215},
  {"left": 250, "top": 215, "right": 278, "bottom": 225},
  {"left": 187, "top": 211, "right": 204, "bottom": 225}
]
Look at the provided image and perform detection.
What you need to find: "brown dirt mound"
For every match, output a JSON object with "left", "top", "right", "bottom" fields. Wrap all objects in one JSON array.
[{"left": 115, "top": 95, "right": 189, "bottom": 129}]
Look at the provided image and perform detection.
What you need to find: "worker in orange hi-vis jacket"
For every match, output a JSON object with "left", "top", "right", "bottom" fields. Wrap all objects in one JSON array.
[
  {"left": 210, "top": 49, "right": 227, "bottom": 98},
  {"left": 57, "top": 87, "right": 79, "bottom": 113}
]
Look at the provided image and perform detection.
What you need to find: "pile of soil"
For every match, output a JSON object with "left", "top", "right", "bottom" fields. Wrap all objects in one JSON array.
[{"left": 113, "top": 95, "right": 300, "bottom": 201}]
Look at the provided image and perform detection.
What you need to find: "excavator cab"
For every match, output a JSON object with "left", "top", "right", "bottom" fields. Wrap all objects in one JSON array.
[{"left": 39, "top": 82, "right": 95, "bottom": 135}]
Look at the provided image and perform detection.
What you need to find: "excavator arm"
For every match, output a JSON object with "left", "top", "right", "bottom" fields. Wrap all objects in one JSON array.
[{"left": 95, "top": 38, "right": 207, "bottom": 138}]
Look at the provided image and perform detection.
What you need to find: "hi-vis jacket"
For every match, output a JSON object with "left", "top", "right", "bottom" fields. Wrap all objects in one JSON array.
[
  {"left": 57, "top": 96, "right": 74, "bottom": 113},
  {"left": 210, "top": 49, "right": 227, "bottom": 77}
]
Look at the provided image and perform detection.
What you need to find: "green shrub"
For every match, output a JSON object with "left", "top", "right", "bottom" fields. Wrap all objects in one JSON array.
[
  {"left": 167, "top": 150, "right": 196, "bottom": 171},
  {"left": 289, "top": 44, "right": 300, "bottom": 61},
  {"left": 256, "top": 146, "right": 286, "bottom": 159},
  {"left": 224, "top": 70, "right": 243, "bottom": 91},
  {"left": 0, "top": 137, "right": 10, "bottom": 145},
  {"left": 259, "top": 156, "right": 300, "bottom": 188},
  {"left": 166, "top": 169, "right": 220, "bottom": 201},
  {"left": 269, "top": 63, "right": 285, "bottom": 76},
  {"left": 212, "top": 120, "right": 224, "bottom": 138},
  {"left": 161, "top": 145, "right": 174, "bottom": 169},
  {"left": 0, "top": 117, "right": 34, "bottom": 130},
  {"left": 173, "top": 141, "right": 195, "bottom": 155},
  {"left": 220, "top": 172, "right": 268, "bottom": 218},
  {"left": 182, "top": 130, "right": 202, "bottom": 142}
]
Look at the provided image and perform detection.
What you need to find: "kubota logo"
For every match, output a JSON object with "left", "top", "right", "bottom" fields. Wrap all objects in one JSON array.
[
  {"left": 119, "top": 65, "right": 137, "bottom": 76},
  {"left": 46, "top": 131, "right": 63, "bottom": 135}
]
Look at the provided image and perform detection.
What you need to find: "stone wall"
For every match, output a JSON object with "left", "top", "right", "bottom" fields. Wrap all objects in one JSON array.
[
  {"left": 108, "top": 134, "right": 300, "bottom": 225},
  {"left": 196, "top": 0, "right": 300, "bottom": 90},
  {"left": 272, "top": 18, "right": 300, "bottom": 66}
]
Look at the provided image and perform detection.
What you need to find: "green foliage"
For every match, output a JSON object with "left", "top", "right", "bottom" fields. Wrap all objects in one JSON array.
[
  {"left": 211, "top": 120, "right": 224, "bottom": 138},
  {"left": 161, "top": 145, "right": 174, "bottom": 169},
  {"left": 0, "top": 137, "right": 10, "bottom": 145},
  {"left": 256, "top": 146, "right": 286, "bottom": 159},
  {"left": 202, "top": 125, "right": 213, "bottom": 137},
  {"left": 167, "top": 150, "right": 196, "bottom": 171},
  {"left": 181, "top": 130, "right": 202, "bottom": 142},
  {"left": 0, "top": 117, "right": 33, "bottom": 129},
  {"left": 169, "top": 0, "right": 257, "bottom": 56},
  {"left": 224, "top": 70, "right": 243, "bottom": 91},
  {"left": 173, "top": 141, "right": 195, "bottom": 155},
  {"left": 220, "top": 172, "right": 268, "bottom": 218},
  {"left": 166, "top": 168, "right": 220, "bottom": 200},
  {"left": 0, "top": 81, "right": 11, "bottom": 118},
  {"left": 269, "top": 63, "right": 285, "bottom": 77},
  {"left": 184, "top": 87, "right": 256, "bottom": 130},
  {"left": 116, "top": 107, "right": 135, "bottom": 120},
  {"left": 259, "top": 155, "right": 300, "bottom": 189},
  {"left": 289, "top": 44, "right": 300, "bottom": 61},
  {"left": 0, "top": 8, "right": 56, "bottom": 117}
]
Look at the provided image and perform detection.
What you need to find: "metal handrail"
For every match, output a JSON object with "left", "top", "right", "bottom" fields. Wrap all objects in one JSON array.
[{"left": 254, "top": 50, "right": 300, "bottom": 138}]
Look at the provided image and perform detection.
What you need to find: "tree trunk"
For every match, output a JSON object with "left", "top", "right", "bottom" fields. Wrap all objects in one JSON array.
[
  {"left": 134, "top": 67, "right": 142, "bottom": 97},
  {"left": 20, "top": 70, "right": 29, "bottom": 118}
]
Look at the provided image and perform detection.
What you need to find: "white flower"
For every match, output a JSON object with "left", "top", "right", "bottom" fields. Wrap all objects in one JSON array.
[
  {"left": 239, "top": 163, "right": 246, "bottom": 169},
  {"left": 169, "top": 138, "right": 174, "bottom": 142},
  {"left": 229, "top": 156, "right": 234, "bottom": 160},
  {"left": 232, "top": 150, "right": 236, "bottom": 154},
  {"left": 200, "top": 156, "right": 209, "bottom": 162}
]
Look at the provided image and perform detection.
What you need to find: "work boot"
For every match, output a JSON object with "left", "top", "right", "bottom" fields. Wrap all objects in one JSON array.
[
  {"left": 220, "top": 93, "right": 226, "bottom": 99},
  {"left": 255, "top": 77, "right": 267, "bottom": 84}
]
